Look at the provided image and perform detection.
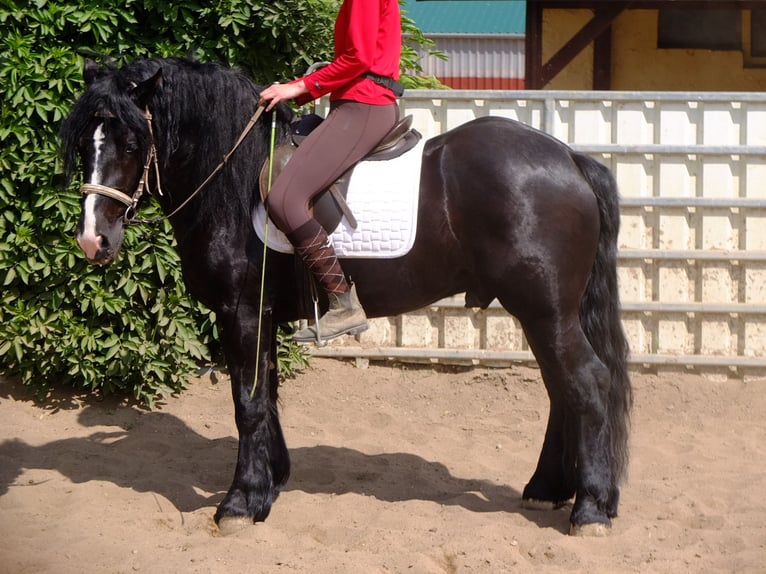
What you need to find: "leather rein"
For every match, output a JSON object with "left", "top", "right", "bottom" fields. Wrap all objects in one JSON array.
[{"left": 80, "top": 104, "right": 266, "bottom": 225}]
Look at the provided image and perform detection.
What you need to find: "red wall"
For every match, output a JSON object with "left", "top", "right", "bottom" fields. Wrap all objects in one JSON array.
[{"left": 438, "top": 77, "right": 525, "bottom": 90}]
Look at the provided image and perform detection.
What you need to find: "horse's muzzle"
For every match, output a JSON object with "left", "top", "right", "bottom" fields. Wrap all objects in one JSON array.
[{"left": 76, "top": 231, "right": 116, "bottom": 265}]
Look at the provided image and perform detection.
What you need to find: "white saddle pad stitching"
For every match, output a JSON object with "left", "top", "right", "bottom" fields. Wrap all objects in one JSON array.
[{"left": 253, "top": 140, "right": 425, "bottom": 258}]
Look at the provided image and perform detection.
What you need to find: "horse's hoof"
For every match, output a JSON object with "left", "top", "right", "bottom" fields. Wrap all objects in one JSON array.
[
  {"left": 522, "top": 498, "right": 568, "bottom": 511},
  {"left": 217, "top": 516, "right": 253, "bottom": 536},
  {"left": 569, "top": 522, "right": 609, "bottom": 537},
  {"left": 522, "top": 498, "right": 556, "bottom": 511}
]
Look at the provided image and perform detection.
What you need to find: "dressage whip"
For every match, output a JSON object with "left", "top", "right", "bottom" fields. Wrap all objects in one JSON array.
[{"left": 251, "top": 103, "right": 278, "bottom": 399}]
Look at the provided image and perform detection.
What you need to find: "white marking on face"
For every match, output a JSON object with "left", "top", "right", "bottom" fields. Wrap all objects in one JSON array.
[
  {"left": 78, "top": 194, "right": 100, "bottom": 259},
  {"left": 77, "top": 123, "right": 106, "bottom": 259},
  {"left": 89, "top": 122, "right": 106, "bottom": 184}
]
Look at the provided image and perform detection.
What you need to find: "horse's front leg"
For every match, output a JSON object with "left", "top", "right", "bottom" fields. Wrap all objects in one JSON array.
[{"left": 214, "top": 305, "right": 290, "bottom": 529}]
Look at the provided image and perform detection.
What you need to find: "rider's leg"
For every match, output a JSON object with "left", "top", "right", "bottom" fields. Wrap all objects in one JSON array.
[
  {"left": 287, "top": 218, "right": 367, "bottom": 342},
  {"left": 265, "top": 101, "right": 397, "bottom": 342}
]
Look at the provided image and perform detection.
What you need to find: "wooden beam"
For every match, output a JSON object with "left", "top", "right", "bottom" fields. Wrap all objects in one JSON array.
[
  {"left": 592, "top": 7, "right": 613, "bottom": 89},
  {"left": 540, "top": 2, "right": 632, "bottom": 88},
  {"left": 525, "top": 1, "right": 544, "bottom": 89}
]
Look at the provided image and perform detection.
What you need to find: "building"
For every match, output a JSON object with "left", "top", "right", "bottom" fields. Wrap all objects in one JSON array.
[
  {"left": 527, "top": 1, "right": 766, "bottom": 91},
  {"left": 402, "top": 0, "right": 526, "bottom": 89},
  {"left": 405, "top": 0, "right": 766, "bottom": 91}
]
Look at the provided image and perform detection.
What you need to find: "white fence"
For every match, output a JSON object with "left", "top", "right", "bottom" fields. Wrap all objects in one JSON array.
[{"left": 314, "top": 90, "right": 766, "bottom": 373}]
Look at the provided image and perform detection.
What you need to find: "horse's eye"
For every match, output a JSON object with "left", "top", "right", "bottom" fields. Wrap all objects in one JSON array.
[{"left": 125, "top": 140, "right": 139, "bottom": 154}]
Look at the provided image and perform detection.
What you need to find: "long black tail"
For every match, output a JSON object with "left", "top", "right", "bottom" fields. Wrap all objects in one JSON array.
[{"left": 572, "top": 152, "right": 632, "bottom": 485}]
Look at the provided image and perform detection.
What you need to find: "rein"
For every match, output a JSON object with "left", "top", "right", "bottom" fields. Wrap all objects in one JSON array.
[{"left": 81, "top": 104, "right": 267, "bottom": 225}]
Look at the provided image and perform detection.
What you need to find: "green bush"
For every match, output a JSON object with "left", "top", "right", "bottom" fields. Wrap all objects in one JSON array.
[{"left": 0, "top": 0, "right": 441, "bottom": 407}]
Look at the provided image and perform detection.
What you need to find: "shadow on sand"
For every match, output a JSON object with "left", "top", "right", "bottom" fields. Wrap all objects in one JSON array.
[{"left": 0, "top": 378, "right": 569, "bottom": 532}]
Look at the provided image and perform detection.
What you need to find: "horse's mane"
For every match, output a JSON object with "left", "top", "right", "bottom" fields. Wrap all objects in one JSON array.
[{"left": 61, "top": 57, "right": 293, "bottom": 229}]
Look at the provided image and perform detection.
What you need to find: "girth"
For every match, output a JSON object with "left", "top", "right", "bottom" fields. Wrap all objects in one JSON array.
[{"left": 259, "top": 114, "right": 421, "bottom": 233}]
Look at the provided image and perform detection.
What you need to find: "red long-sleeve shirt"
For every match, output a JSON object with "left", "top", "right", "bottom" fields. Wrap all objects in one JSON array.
[{"left": 295, "top": 0, "right": 401, "bottom": 105}]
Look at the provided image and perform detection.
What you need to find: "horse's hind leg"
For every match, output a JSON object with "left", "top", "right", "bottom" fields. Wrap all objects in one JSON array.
[
  {"left": 521, "top": 315, "right": 616, "bottom": 535},
  {"left": 521, "top": 385, "right": 577, "bottom": 509}
]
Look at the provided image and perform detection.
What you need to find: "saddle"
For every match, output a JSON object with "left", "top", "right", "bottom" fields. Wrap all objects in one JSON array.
[{"left": 259, "top": 114, "right": 422, "bottom": 232}]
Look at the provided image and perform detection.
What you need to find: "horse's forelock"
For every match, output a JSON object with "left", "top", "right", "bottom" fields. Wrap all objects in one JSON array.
[{"left": 60, "top": 66, "right": 154, "bottom": 183}]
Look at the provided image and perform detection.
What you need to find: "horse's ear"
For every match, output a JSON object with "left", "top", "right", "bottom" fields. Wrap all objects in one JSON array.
[
  {"left": 83, "top": 59, "right": 100, "bottom": 85},
  {"left": 130, "top": 69, "right": 163, "bottom": 108}
]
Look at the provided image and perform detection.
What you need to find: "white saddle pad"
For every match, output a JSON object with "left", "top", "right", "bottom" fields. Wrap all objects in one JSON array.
[{"left": 253, "top": 140, "right": 425, "bottom": 258}]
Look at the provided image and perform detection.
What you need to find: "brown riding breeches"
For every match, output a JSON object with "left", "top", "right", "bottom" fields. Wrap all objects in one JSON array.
[{"left": 265, "top": 100, "right": 398, "bottom": 234}]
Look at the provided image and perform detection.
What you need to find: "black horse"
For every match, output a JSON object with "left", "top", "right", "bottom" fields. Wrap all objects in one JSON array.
[{"left": 60, "top": 57, "right": 631, "bottom": 535}]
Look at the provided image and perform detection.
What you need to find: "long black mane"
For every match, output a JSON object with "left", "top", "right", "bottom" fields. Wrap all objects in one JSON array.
[{"left": 61, "top": 57, "right": 293, "bottom": 229}]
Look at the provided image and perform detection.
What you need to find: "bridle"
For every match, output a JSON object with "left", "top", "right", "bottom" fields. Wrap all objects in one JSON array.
[
  {"left": 80, "top": 103, "right": 267, "bottom": 224},
  {"left": 80, "top": 108, "right": 162, "bottom": 223}
]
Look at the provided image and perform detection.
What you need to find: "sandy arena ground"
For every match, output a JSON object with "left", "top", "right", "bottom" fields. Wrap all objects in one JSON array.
[{"left": 1, "top": 357, "right": 764, "bottom": 573}]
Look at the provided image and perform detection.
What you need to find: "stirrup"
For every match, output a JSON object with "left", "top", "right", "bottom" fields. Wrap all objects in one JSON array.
[
  {"left": 292, "top": 286, "right": 368, "bottom": 345},
  {"left": 308, "top": 295, "right": 327, "bottom": 347}
]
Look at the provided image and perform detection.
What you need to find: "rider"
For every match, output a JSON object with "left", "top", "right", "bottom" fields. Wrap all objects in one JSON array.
[{"left": 258, "top": 0, "right": 401, "bottom": 343}]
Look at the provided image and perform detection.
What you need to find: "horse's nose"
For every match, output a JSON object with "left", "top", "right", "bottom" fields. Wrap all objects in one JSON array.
[{"left": 76, "top": 230, "right": 104, "bottom": 262}]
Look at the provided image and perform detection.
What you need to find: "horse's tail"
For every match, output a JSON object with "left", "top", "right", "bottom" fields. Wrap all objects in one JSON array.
[{"left": 572, "top": 152, "right": 632, "bottom": 485}]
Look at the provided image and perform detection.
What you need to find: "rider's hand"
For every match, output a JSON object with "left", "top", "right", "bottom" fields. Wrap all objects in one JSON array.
[{"left": 259, "top": 81, "right": 309, "bottom": 111}]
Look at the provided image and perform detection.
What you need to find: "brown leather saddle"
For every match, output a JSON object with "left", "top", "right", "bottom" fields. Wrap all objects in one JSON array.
[{"left": 259, "top": 114, "right": 422, "bottom": 232}]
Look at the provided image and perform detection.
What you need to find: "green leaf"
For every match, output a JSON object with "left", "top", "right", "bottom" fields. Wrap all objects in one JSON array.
[{"left": 1, "top": 0, "right": 426, "bottom": 405}]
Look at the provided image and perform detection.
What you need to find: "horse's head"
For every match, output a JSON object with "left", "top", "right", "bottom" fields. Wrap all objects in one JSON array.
[{"left": 61, "top": 59, "right": 163, "bottom": 265}]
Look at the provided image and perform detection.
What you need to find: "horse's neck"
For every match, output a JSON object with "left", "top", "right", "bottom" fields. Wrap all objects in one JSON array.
[{"left": 152, "top": 83, "right": 279, "bottom": 249}]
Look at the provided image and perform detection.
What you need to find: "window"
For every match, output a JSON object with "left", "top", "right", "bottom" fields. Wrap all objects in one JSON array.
[
  {"left": 658, "top": 9, "right": 741, "bottom": 51},
  {"left": 744, "top": 9, "right": 766, "bottom": 67},
  {"left": 750, "top": 10, "right": 766, "bottom": 57},
  {"left": 659, "top": 8, "right": 766, "bottom": 68}
]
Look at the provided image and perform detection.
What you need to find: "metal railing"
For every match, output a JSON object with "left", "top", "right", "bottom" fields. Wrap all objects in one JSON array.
[{"left": 313, "top": 91, "right": 766, "bottom": 371}]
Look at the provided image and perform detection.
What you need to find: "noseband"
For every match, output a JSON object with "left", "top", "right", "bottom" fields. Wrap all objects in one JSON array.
[
  {"left": 80, "top": 108, "right": 162, "bottom": 223},
  {"left": 80, "top": 103, "right": 266, "bottom": 225}
]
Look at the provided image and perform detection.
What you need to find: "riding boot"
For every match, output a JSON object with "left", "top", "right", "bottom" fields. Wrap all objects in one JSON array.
[{"left": 288, "top": 220, "right": 368, "bottom": 343}]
